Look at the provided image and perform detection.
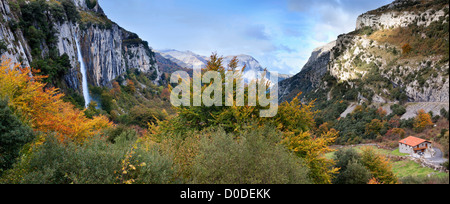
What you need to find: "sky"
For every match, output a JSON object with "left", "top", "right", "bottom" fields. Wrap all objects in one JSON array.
[{"left": 98, "top": 0, "right": 392, "bottom": 75}]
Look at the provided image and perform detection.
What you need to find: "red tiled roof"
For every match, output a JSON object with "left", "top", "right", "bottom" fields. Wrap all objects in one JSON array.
[{"left": 399, "top": 136, "right": 430, "bottom": 147}]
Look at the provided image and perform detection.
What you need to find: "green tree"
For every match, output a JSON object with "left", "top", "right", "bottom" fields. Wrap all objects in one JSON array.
[
  {"left": 333, "top": 148, "right": 371, "bottom": 184},
  {"left": 0, "top": 98, "right": 35, "bottom": 173},
  {"left": 338, "top": 160, "right": 372, "bottom": 184}
]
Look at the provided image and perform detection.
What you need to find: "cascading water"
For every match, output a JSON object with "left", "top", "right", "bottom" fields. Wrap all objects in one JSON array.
[{"left": 75, "top": 34, "right": 91, "bottom": 108}]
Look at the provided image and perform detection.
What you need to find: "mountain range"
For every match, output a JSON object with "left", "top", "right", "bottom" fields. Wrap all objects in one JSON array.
[
  {"left": 155, "top": 49, "right": 292, "bottom": 82},
  {"left": 0, "top": 0, "right": 448, "bottom": 119}
]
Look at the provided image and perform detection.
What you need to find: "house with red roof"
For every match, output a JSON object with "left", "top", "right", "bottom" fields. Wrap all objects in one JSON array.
[{"left": 399, "top": 136, "right": 434, "bottom": 158}]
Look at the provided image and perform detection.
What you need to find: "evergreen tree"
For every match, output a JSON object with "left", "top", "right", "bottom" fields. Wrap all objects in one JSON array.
[{"left": 0, "top": 98, "right": 35, "bottom": 173}]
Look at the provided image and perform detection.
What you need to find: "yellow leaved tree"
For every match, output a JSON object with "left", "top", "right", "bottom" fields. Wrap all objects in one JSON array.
[{"left": 0, "top": 59, "right": 111, "bottom": 143}]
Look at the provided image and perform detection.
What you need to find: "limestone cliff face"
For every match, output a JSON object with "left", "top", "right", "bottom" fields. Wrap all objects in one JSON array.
[
  {"left": 278, "top": 41, "right": 335, "bottom": 102},
  {"left": 280, "top": 0, "right": 449, "bottom": 105},
  {"left": 356, "top": 0, "right": 448, "bottom": 30},
  {"left": 0, "top": 0, "right": 31, "bottom": 67},
  {"left": 0, "top": 0, "right": 160, "bottom": 91},
  {"left": 66, "top": 0, "right": 160, "bottom": 88},
  {"left": 80, "top": 24, "right": 160, "bottom": 87},
  {"left": 327, "top": 0, "right": 449, "bottom": 103}
]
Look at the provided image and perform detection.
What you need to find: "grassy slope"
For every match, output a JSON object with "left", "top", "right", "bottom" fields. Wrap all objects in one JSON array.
[{"left": 325, "top": 146, "right": 448, "bottom": 180}]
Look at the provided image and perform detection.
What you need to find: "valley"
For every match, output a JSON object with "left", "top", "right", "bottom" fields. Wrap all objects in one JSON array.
[{"left": 0, "top": 0, "right": 448, "bottom": 185}]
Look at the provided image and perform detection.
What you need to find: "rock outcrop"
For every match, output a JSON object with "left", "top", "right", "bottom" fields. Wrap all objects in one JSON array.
[
  {"left": 327, "top": 0, "right": 449, "bottom": 103},
  {"left": 279, "top": 41, "right": 336, "bottom": 102},
  {"left": 356, "top": 0, "right": 448, "bottom": 30},
  {"left": 80, "top": 24, "right": 160, "bottom": 87},
  {"left": 0, "top": 0, "right": 161, "bottom": 92},
  {"left": 0, "top": 0, "right": 31, "bottom": 67}
]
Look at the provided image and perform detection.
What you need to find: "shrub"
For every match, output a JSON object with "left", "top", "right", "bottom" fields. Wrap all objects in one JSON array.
[
  {"left": 335, "top": 160, "right": 372, "bottom": 184},
  {"left": 440, "top": 108, "right": 449, "bottom": 120},
  {"left": 0, "top": 40, "right": 7, "bottom": 55},
  {"left": 0, "top": 98, "right": 35, "bottom": 173},
  {"left": 3, "top": 133, "right": 175, "bottom": 184},
  {"left": 358, "top": 26, "right": 375, "bottom": 36},
  {"left": 190, "top": 126, "right": 311, "bottom": 184},
  {"left": 61, "top": 0, "right": 80, "bottom": 22},
  {"left": 391, "top": 104, "right": 407, "bottom": 116},
  {"left": 85, "top": 0, "right": 98, "bottom": 10},
  {"left": 402, "top": 44, "right": 412, "bottom": 55}
]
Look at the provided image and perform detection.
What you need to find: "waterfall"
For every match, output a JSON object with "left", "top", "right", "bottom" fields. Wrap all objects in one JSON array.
[{"left": 75, "top": 35, "right": 91, "bottom": 108}]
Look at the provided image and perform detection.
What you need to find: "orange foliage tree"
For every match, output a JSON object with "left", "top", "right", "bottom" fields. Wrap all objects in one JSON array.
[
  {"left": 0, "top": 59, "right": 111, "bottom": 143},
  {"left": 110, "top": 81, "right": 122, "bottom": 98},
  {"left": 126, "top": 79, "right": 136, "bottom": 93},
  {"left": 402, "top": 43, "right": 412, "bottom": 55},
  {"left": 413, "top": 109, "right": 434, "bottom": 132}
]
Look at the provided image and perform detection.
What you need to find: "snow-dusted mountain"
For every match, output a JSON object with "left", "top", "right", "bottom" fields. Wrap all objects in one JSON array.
[
  {"left": 156, "top": 49, "right": 292, "bottom": 82},
  {"left": 157, "top": 49, "right": 209, "bottom": 69}
]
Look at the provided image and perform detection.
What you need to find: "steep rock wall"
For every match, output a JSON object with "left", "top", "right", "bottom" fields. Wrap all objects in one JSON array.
[{"left": 0, "top": 0, "right": 161, "bottom": 91}]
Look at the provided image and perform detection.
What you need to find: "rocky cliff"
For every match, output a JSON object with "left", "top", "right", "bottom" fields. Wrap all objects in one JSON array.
[
  {"left": 356, "top": 0, "right": 448, "bottom": 30},
  {"left": 278, "top": 41, "right": 335, "bottom": 102},
  {"left": 328, "top": 0, "right": 449, "bottom": 103},
  {"left": 0, "top": 0, "right": 31, "bottom": 67},
  {"left": 280, "top": 0, "right": 449, "bottom": 103},
  {"left": 279, "top": 0, "right": 448, "bottom": 120},
  {"left": 0, "top": 0, "right": 160, "bottom": 93}
]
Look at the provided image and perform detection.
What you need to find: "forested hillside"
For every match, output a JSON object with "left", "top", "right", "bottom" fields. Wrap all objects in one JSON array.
[{"left": 0, "top": 0, "right": 448, "bottom": 185}]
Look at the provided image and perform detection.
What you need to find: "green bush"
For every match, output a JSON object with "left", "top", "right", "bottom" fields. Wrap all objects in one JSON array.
[
  {"left": 190, "top": 126, "right": 311, "bottom": 184},
  {"left": 391, "top": 104, "right": 407, "bottom": 116},
  {"left": 31, "top": 53, "right": 71, "bottom": 84},
  {"left": 332, "top": 148, "right": 373, "bottom": 184},
  {"left": 441, "top": 108, "right": 449, "bottom": 120},
  {"left": 0, "top": 98, "right": 35, "bottom": 174},
  {"left": 0, "top": 40, "right": 7, "bottom": 55},
  {"left": 61, "top": 0, "right": 80, "bottom": 22},
  {"left": 358, "top": 26, "right": 375, "bottom": 36},
  {"left": 2, "top": 133, "right": 175, "bottom": 184},
  {"left": 85, "top": 0, "right": 98, "bottom": 10}
]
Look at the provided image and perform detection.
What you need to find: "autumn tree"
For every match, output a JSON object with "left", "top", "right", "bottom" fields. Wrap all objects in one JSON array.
[
  {"left": 126, "top": 79, "right": 136, "bottom": 94},
  {"left": 149, "top": 53, "right": 338, "bottom": 184},
  {"left": 385, "top": 128, "right": 406, "bottom": 140},
  {"left": 110, "top": 81, "right": 122, "bottom": 98},
  {"left": 388, "top": 115, "right": 401, "bottom": 128},
  {"left": 402, "top": 43, "right": 412, "bottom": 55},
  {"left": 360, "top": 147, "right": 398, "bottom": 184},
  {"left": 376, "top": 107, "right": 387, "bottom": 118},
  {"left": 365, "top": 119, "right": 386, "bottom": 139},
  {"left": 413, "top": 109, "right": 434, "bottom": 132},
  {"left": 160, "top": 88, "right": 171, "bottom": 101},
  {"left": 0, "top": 59, "right": 111, "bottom": 143}
]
